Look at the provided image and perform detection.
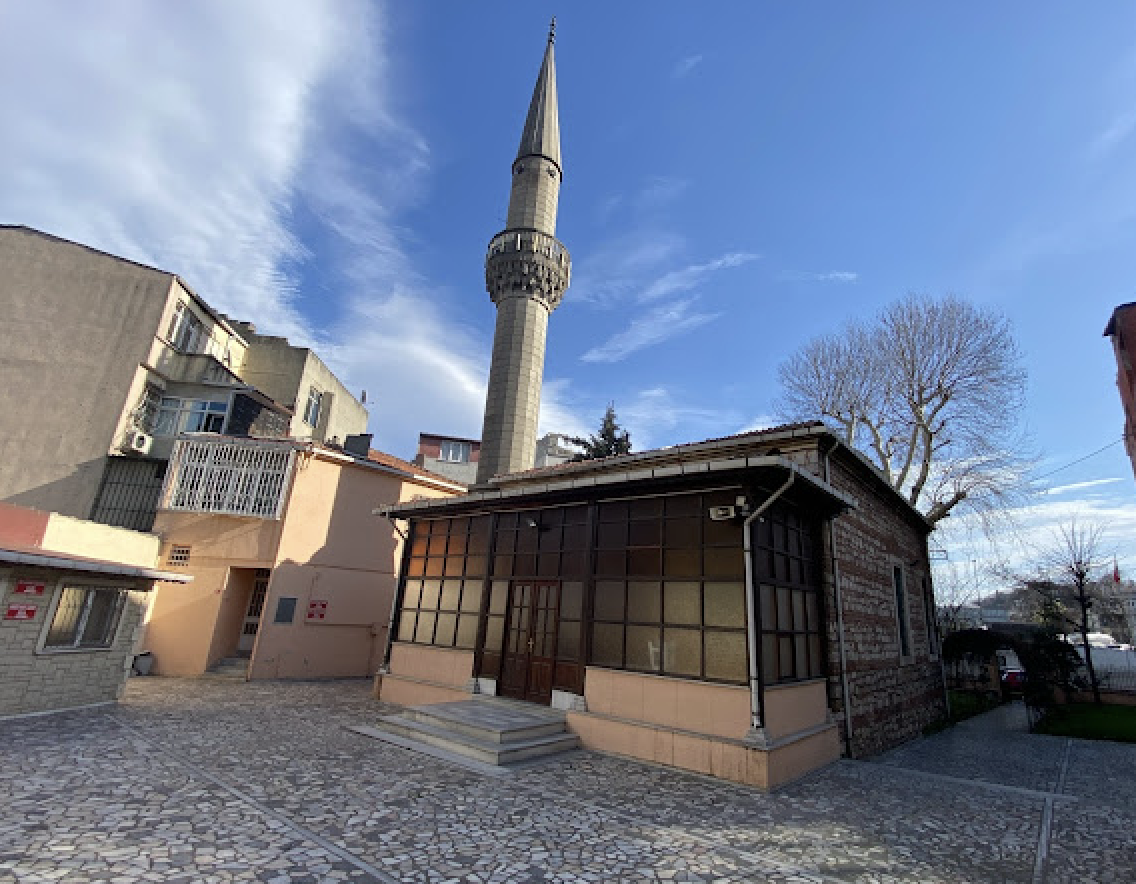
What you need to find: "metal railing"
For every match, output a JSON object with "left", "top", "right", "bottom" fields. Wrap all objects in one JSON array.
[{"left": 160, "top": 437, "right": 298, "bottom": 519}]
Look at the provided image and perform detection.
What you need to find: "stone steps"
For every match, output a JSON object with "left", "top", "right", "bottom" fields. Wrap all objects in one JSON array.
[
  {"left": 365, "top": 697, "right": 579, "bottom": 769},
  {"left": 204, "top": 657, "right": 249, "bottom": 680}
]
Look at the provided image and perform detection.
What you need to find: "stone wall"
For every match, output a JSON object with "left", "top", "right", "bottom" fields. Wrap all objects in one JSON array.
[
  {"left": 0, "top": 567, "right": 149, "bottom": 717},
  {"left": 821, "top": 451, "right": 947, "bottom": 757}
]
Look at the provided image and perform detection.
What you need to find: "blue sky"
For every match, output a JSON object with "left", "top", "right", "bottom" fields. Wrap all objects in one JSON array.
[{"left": 3, "top": 2, "right": 1136, "bottom": 582}]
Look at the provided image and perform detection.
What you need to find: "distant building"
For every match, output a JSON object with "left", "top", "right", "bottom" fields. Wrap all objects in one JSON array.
[
  {"left": 535, "top": 432, "right": 579, "bottom": 468},
  {"left": 0, "top": 226, "right": 367, "bottom": 531},
  {"left": 414, "top": 433, "right": 480, "bottom": 486},
  {"left": 1104, "top": 302, "right": 1136, "bottom": 480}
]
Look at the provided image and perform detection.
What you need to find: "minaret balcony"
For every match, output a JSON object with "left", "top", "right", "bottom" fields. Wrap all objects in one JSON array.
[{"left": 485, "top": 229, "right": 571, "bottom": 310}]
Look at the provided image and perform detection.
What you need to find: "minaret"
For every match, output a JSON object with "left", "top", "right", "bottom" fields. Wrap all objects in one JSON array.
[{"left": 476, "top": 20, "right": 571, "bottom": 485}]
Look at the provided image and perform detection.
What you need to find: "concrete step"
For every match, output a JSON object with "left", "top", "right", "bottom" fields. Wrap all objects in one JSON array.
[
  {"left": 405, "top": 702, "right": 567, "bottom": 745},
  {"left": 373, "top": 713, "right": 579, "bottom": 766},
  {"left": 204, "top": 657, "right": 249, "bottom": 679}
]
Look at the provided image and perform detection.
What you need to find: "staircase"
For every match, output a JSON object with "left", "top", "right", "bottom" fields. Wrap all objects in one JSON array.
[
  {"left": 204, "top": 656, "right": 250, "bottom": 680},
  {"left": 355, "top": 697, "right": 579, "bottom": 772}
]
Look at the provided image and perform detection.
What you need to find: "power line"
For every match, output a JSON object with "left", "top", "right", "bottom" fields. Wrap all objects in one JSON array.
[{"left": 1033, "top": 436, "right": 1124, "bottom": 481}]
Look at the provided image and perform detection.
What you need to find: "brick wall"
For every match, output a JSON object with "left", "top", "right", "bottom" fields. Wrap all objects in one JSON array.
[
  {"left": 820, "top": 451, "right": 948, "bottom": 757},
  {"left": 0, "top": 568, "right": 150, "bottom": 717}
]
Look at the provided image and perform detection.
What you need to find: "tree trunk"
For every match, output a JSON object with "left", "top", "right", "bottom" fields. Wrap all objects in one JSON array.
[{"left": 1078, "top": 587, "right": 1102, "bottom": 705}]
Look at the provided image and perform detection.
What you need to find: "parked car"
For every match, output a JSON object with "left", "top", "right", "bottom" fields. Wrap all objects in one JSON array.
[{"left": 1000, "top": 668, "right": 1025, "bottom": 694}]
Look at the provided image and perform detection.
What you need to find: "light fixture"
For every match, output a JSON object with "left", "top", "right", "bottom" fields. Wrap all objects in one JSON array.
[{"left": 525, "top": 516, "right": 540, "bottom": 529}]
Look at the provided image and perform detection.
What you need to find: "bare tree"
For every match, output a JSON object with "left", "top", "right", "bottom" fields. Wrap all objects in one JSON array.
[
  {"left": 1030, "top": 520, "right": 1114, "bottom": 704},
  {"left": 778, "top": 294, "right": 1031, "bottom": 525}
]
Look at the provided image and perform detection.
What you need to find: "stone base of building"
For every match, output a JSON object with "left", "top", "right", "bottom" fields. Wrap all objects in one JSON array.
[{"left": 375, "top": 644, "right": 841, "bottom": 789}]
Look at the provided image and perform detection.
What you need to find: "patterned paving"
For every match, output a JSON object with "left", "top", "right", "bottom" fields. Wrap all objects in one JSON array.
[{"left": 0, "top": 678, "right": 1132, "bottom": 882}]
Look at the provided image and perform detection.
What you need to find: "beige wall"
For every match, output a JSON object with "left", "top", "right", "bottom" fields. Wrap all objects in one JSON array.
[
  {"left": 0, "top": 228, "right": 176, "bottom": 518},
  {"left": 40, "top": 511, "right": 161, "bottom": 568},
  {"left": 0, "top": 567, "right": 149, "bottom": 716},
  {"left": 145, "top": 511, "right": 281, "bottom": 675}
]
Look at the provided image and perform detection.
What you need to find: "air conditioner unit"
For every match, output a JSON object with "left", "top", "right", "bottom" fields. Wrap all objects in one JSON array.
[
  {"left": 125, "top": 432, "right": 153, "bottom": 455},
  {"left": 708, "top": 505, "right": 737, "bottom": 522}
]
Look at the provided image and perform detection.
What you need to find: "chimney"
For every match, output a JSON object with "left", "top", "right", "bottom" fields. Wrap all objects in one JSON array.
[{"left": 343, "top": 433, "right": 373, "bottom": 458}]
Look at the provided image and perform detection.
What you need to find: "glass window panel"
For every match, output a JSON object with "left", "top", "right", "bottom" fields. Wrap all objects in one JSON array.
[
  {"left": 762, "top": 634, "right": 778, "bottom": 682},
  {"left": 484, "top": 615, "right": 505, "bottom": 651},
  {"left": 450, "top": 517, "right": 469, "bottom": 535},
  {"left": 45, "top": 588, "right": 86, "bottom": 647},
  {"left": 627, "top": 581, "right": 661, "bottom": 622},
  {"left": 663, "top": 628, "right": 701, "bottom": 676},
  {"left": 704, "top": 631, "right": 747, "bottom": 682},
  {"left": 420, "top": 580, "right": 441, "bottom": 611},
  {"left": 406, "top": 557, "right": 425, "bottom": 578},
  {"left": 538, "top": 525, "right": 561, "bottom": 551},
  {"left": 704, "top": 547, "right": 743, "bottom": 578},
  {"left": 465, "top": 555, "right": 487, "bottom": 577},
  {"left": 447, "top": 533, "right": 467, "bottom": 556},
  {"left": 792, "top": 590, "right": 806, "bottom": 631},
  {"left": 806, "top": 591, "right": 819, "bottom": 632},
  {"left": 415, "top": 611, "right": 436, "bottom": 644},
  {"left": 560, "top": 582, "right": 583, "bottom": 619},
  {"left": 664, "top": 518, "right": 699, "bottom": 548},
  {"left": 444, "top": 557, "right": 464, "bottom": 577},
  {"left": 424, "top": 557, "right": 444, "bottom": 577},
  {"left": 397, "top": 610, "right": 416, "bottom": 642},
  {"left": 562, "top": 523, "right": 588, "bottom": 549},
  {"left": 493, "top": 554, "right": 513, "bottom": 576},
  {"left": 428, "top": 535, "right": 447, "bottom": 556},
  {"left": 513, "top": 554, "right": 537, "bottom": 576},
  {"left": 402, "top": 580, "right": 422, "bottom": 610},
  {"left": 628, "top": 548, "right": 661, "bottom": 576},
  {"left": 495, "top": 530, "right": 516, "bottom": 555},
  {"left": 779, "top": 636, "right": 794, "bottom": 679},
  {"left": 775, "top": 553, "right": 790, "bottom": 583},
  {"left": 455, "top": 615, "right": 478, "bottom": 649},
  {"left": 808, "top": 634, "right": 822, "bottom": 676},
  {"left": 440, "top": 580, "right": 461, "bottom": 611},
  {"left": 557, "top": 620, "right": 580, "bottom": 659},
  {"left": 516, "top": 524, "right": 538, "bottom": 553},
  {"left": 498, "top": 511, "right": 518, "bottom": 531},
  {"left": 597, "top": 521, "right": 627, "bottom": 548},
  {"left": 435, "top": 612, "right": 457, "bottom": 647},
  {"left": 599, "top": 501, "right": 628, "bottom": 522},
  {"left": 538, "top": 552, "right": 559, "bottom": 576},
  {"left": 629, "top": 497, "right": 663, "bottom": 518},
  {"left": 663, "top": 548, "right": 700, "bottom": 578},
  {"left": 411, "top": 537, "right": 428, "bottom": 557},
  {"left": 627, "top": 625, "right": 661, "bottom": 671},
  {"left": 468, "top": 517, "right": 491, "bottom": 554},
  {"left": 794, "top": 632, "right": 808, "bottom": 677},
  {"left": 593, "top": 581, "right": 625, "bottom": 621},
  {"left": 664, "top": 581, "right": 700, "bottom": 625},
  {"left": 704, "top": 582, "right": 745, "bottom": 628},
  {"left": 760, "top": 584, "right": 776, "bottom": 630},
  {"left": 628, "top": 519, "right": 661, "bottom": 547},
  {"left": 595, "top": 550, "right": 625, "bottom": 575},
  {"left": 430, "top": 519, "right": 449, "bottom": 535},
  {"left": 777, "top": 587, "right": 792, "bottom": 630},
  {"left": 665, "top": 494, "right": 700, "bottom": 517},
  {"left": 489, "top": 581, "right": 509, "bottom": 615},
  {"left": 460, "top": 582, "right": 483, "bottom": 613},
  {"left": 704, "top": 518, "right": 741, "bottom": 546},
  {"left": 562, "top": 505, "right": 588, "bottom": 524},
  {"left": 591, "top": 623, "right": 624, "bottom": 666},
  {"left": 560, "top": 550, "right": 586, "bottom": 577}
]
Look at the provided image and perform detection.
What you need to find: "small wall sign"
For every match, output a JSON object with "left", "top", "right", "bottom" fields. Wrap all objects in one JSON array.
[
  {"left": 307, "top": 600, "right": 328, "bottom": 620},
  {"left": 14, "top": 581, "right": 46, "bottom": 596},
  {"left": 5, "top": 604, "right": 38, "bottom": 621}
]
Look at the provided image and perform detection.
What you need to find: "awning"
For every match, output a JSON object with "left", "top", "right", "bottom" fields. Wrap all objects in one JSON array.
[{"left": 0, "top": 545, "right": 192, "bottom": 584}]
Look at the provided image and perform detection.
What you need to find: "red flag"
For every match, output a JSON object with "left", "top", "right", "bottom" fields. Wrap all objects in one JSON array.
[{"left": 1115, "top": 557, "right": 1122, "bottom": 585}]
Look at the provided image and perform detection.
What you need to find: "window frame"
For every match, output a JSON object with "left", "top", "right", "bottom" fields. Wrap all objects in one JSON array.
[
  {"left": 167, "top": 301, "right": 208, "bottom": 354},
  {"left": 439, "top": 440, "right": 471, "bottom": 463},
  {"left": 893, "top": 561, "right": 913, "bottom": 663},
  {"left": 38, "top": 583, "right": 129, "bottom": 653},
  {"left": 922, "top": 574, "right": 940, "bottom": 661},
  {"left": 153, "top": 397, "right": 228, "bottom": 436},
  {"left": 303, "top": 387, "right": 323, "bottom": 427}
]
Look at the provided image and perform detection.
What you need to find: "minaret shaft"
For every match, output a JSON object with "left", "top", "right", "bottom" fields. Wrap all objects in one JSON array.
[{"left": 476, "top": 29, "right": 570, "bottom": 486}]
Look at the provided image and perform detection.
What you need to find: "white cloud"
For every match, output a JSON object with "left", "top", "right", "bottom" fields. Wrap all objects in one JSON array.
[
  {"left": 622, "top": 387, "right": 743, "bottom": 451},
  {"left": 640, "top": 252, "right": 759, "bottom": 302},
  {"left": 580, "top": 299, "right": 720, "bottom": 363},
  {"left": 735, "top": 414, "right": 779, "bottom": 434},
  {"left": 672, "top": 54, "right": 704, "bottom": 79},
  {"left": 1087, "top": 108, "right": 1136, "bottom": 160},
  {"left": 1046, "top": 477, "right": 1123, "bottom": 496},
  {"left": 780, "top": 270, "right": 859, "bottom": 283}
]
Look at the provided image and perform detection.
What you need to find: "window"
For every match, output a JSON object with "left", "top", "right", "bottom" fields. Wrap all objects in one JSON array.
[
  {"left": 167, "top": 545, "right": 191, "bottom": 566},
  {"left": 894, "top": 564, "right": 911, "bottom": 660},
  {"left": 153, "top": 397, "right": 227, "bottom": 436},
  {"left": 274, "top": 597, "right": 298, "bottom": 623},
  {"left": 439, "top": 440, "right": 471, "bottom": 463},
  {"left": 303, "top": 387, "right": 322, "bottom": 427},
  {"left": 43, "top": 586, "right": 128, "bottom": 650},
  {"left": 167, "top": 301, "right": 208, "bottom": 354},
  {"left": 923, "top": 576, "right": 939, "bottom": 661}
]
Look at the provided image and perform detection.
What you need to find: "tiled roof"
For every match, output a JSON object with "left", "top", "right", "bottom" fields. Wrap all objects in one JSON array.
[{"left": 366, "top": 448, "right": 467, "bottom": 488}]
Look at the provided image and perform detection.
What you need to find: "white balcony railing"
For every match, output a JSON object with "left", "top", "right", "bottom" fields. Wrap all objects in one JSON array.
[{"left": 160, "top": 437, "right": 298, "bottom": 519}]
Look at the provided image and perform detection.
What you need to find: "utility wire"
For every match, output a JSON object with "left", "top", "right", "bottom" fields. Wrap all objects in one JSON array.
[{"left": 1032, "top": 436, "right": 1124, "bottom": 481}]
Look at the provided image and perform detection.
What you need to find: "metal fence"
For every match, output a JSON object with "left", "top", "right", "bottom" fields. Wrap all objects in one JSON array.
[{"left": 161, "top": 437, "right": 298, "bottom": 519}]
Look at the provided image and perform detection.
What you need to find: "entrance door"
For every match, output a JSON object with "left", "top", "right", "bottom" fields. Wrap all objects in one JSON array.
[
  {"left": 237, "top": 569, "right": 270, "bottom": 654},
  {"left": 499, "top": 581, "right": 559, "bottom": 704}
]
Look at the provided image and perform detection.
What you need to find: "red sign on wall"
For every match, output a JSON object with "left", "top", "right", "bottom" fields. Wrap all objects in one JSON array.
[
  {"left": 307, "top": 600, "right": 328, "bottom": 620},
  {"left": 5, "top": 604, "right": 38, "bottom": 621},
  {"left": 14, "top": 581, "right": 46, "bottom": 596}
]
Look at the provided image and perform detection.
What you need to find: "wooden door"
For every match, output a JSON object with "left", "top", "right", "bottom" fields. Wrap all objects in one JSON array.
[{"left": 499, "top": 581, "right": 560, "bottom": 704}]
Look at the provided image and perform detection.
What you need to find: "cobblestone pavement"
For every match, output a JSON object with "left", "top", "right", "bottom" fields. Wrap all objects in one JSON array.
[{"left": 1, "top": 680, "right": 1133, "bottom": 883}]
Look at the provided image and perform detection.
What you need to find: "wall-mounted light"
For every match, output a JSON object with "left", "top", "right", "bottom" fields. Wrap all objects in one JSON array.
[{"left": 525, "top": 516, "right": 540, "bottom": 529}]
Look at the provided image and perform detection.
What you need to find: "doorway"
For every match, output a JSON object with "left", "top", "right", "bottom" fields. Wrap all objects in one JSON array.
[
  {"left": 499, "top": 581, "right": 560, "bottom": 704},
  {"left": 236, "top": 568, "right": 270, "bottom": 655}
]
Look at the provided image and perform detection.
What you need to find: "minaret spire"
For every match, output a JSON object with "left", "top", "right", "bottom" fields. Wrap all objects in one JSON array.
[{"left": 476, "top": 27, "right": 572, "bottom": 485}]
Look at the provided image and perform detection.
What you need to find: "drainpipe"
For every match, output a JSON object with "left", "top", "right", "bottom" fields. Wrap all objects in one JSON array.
[
  {"left": 743, "top": 469, "right": 795, "bottom": 746},
  {"left": 822, "top": 442, "right": 855, "bottom": 758}
]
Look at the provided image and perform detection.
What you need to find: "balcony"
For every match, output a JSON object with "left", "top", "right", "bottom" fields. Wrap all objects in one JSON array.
[
  {"left": 160, "top": 437, "right": 299, "bottom": 519},
  {"left": 152, "top": 348, "right": 243, "bottom": 387}
]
